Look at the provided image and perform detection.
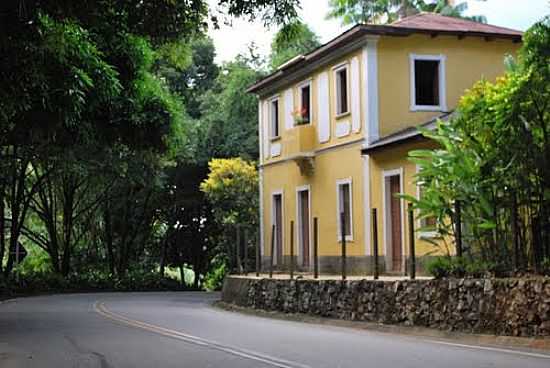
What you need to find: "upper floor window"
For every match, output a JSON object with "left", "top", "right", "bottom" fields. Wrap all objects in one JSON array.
[
  {"left": 410, "top": 54, "right": 447, "bottom": 112},
  {"left": 335, "top": 65, "right": 349, "bottom": 116},
  {"left": 270, "top": 98, "right": 280, "bottom": 138},
  {"left": 299, "top": 83, "right": 311, "bottom": 124}
]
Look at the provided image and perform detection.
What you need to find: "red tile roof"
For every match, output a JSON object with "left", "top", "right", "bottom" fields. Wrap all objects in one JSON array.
[{"left": 391, "top": 12, "right": 522, "bottom": 36}]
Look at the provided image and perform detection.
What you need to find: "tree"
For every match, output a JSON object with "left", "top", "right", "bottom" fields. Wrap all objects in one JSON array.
[
  {"left": 269, "top": 20, "right": 321, "bottom": 70},
  {"left": 408, "top": 17, "right": 550, "bottom": 273},
  {"left": 327, "top": 0, "right": 487, "bottom": 25},
  {"left": 191, "top": 56, "right": 263, "bottom": 163},
  {"left": 0, "top": 0, "right": 301, "bottom": 280}
]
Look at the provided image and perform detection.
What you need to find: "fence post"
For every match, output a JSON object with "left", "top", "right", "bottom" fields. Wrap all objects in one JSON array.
[
  {"left": 341, "top": 212, "right": 347, "bottom": 281},
  {"left": 408, "top": 203, "right": 416, "bottom": 280},
  {"left": 290, "top": 220, "right": 294, "bottom": 280},
  {"left": 236, "top": 225, "right": 241, "bottom": 274},
  {"left": 454, "top": 200, "right": 463, "bottom": 258},
  {"left": 372, "top": 208, "right": 379, "bottom": 280},
  {"left": 256, "top": 231, "right": 261, "bottom": 277},
  {"left": 269, "top": 224, "right": 275, "bottom": 279},
  {"left": 243, "top": 228, "right": 249, "bottom": 275},
  {"left": 511, "top": 195, "right": 520, "bottom": 271},
  {"left": 313, "top": 217, "right": 319, "bottom": 279}
]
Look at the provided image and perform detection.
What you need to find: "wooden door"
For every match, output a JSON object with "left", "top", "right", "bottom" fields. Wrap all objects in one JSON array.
[
  {"left": 274, "top": 195, "right": 283, "bottom": 265},
  {"left": 389, "top": 176, "right": 402, "bottom": 271},
  {"left": 299, "top": 190, "right": 310, "bottom": 267}
]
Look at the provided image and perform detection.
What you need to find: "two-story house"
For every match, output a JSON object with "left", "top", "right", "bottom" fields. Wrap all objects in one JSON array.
[{"left": 248, "top": 13, "right": 522, "bottom": 274}]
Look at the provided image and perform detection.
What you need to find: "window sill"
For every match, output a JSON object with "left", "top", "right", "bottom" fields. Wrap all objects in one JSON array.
[
  {"left": 410, "top": 104, "right": 446, "bottom": 112},
  {"left": 335, "top": 111, "right": 350, "bottom": 119},
  {"left": 270, "top": 136, "right": 281, "bottom": 142},
  {"left": 337, "top": 236, "right": 354, "bottom": 243},
  {"left": 418, "top": 231, "right": 441, "bottom": 239}
]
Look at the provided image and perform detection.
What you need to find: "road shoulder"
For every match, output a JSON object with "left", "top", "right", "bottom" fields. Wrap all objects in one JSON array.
[{"left": 214, "top": 301, "right": 550, "bottom": 354}]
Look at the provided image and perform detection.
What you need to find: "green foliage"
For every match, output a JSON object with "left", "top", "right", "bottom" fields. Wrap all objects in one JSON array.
[
  {"left": 201, "top": 158, "right": 259, "bottom": 226},
  {"left": 426, "top": 256, "right": 494, "bottom": 279},
  {"left": 203, "top": 257, "right": 228, "bottom": 291},
  {"left": 426, "top": 256, "right": 453, "bottom": 278},
  {"left": 326, "top": 0, "right": 486, "bottom": 25},
  {"left": 190, "top": 57, "right": 262, "bottom": 162},
  {"left": 2, "top": 270, "right": 190, "bottom": 296},
  {"left": 411, "top": 17, "right": 550, "bottom": 273},
  {"left": 269, "top": 21, "right": 321, "bottom": 70}
]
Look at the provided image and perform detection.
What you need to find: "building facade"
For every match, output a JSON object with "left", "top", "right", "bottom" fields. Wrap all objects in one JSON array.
[{"left": 248, "top": 14, "right": 522, "bottom": 274}]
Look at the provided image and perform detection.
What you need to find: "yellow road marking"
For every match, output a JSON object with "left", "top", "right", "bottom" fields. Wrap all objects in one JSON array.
[{"left": 94, "top": 301, "right": 311, "bottom": 368}]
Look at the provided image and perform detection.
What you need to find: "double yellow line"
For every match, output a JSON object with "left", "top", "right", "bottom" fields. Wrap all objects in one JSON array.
[{"left": 94, "top": 301, "right": 311, "bottom": 368}]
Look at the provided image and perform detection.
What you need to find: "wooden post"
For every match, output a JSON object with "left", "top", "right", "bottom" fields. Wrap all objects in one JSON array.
[
  {"left": 236, "top": 225, "right": 241, "bottom": 274},
  {"left": 454, "top": 200, "right": 463, "bottom": 258},
  {"left": 290, "top": 221, "right": 294, "bottom": 279},
  {"left": 341, "top": 212, "right": 346, "bottom": 281},
  {"left": 511, "top": 195, "right": 520, "bottom": 271},
  {"left": 313, "top": 217, "right": 319, "bottom": 279},
  {"left": 243, "top": 228, "right": 249, "bottom": 275},
  {"left": 408, "top": 203, "right": 416, "bottom": 280},
  {"left": 269, "top": 224, "right": 275, "bottom": 279},
  {"left": 256, "top": 231, "right": 260, "bottom": 277},
  {"left": 372, "top": 209, "right": 379, "bottom": 280}
]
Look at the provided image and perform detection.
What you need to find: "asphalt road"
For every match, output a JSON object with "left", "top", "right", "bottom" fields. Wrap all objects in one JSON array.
[{"left": 1, "top": 292, "right": 549, "bottom": 368}]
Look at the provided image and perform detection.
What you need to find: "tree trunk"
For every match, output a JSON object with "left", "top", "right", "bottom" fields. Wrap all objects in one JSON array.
[
  {"left": 104, "top": 203, "right": 115, "bottom": 275},
  {"left": 0, "top": 185, "right": 5, "bottom": 275}
]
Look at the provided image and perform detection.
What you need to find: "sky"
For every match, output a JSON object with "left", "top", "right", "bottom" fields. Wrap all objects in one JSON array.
[{"left": 208, "top": 0, "right": 550, "bottom": 63}]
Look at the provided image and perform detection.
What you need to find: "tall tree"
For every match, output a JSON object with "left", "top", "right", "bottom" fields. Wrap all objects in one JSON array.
[
  {"left": 269, "top": 20, "right": 321, "bottom": 70},
  {"left": 327, "top": 0, "right": 487, "bottom": 25}
]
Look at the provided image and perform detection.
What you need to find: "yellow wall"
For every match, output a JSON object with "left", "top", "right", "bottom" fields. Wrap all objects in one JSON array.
[
  {"left": 263, "top": 48, "right": 365, "bottom": 167},
  {"left": 262, "top": 143, "right": 365, "bottom": 258},
  {"left": 368, "top": 140, "right": 451, "bottom": 259},
  {"left": 377, "top": 35, "right": 520, "bottom": 137},
  {"left": 259, "top": 33, "right": 519, "bottom": 266}
]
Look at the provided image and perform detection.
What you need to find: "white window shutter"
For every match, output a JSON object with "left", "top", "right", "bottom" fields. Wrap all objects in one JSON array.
[
  {"left": 317, "top": 72, "right": 330, "bottom": 143},
  {"left": 263, "top": 100, "right": 270, "bottom": 159},
  {"left": 351, "top": 56, "right": 361, "bottom": 133},
  {"left": 284, "top": 89, "right": 294, "bottom": 130}
]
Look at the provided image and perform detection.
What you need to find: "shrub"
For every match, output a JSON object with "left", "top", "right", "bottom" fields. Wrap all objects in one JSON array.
[
  {"left": 427, "top": 257, "right": 453, "bottom": 278},
  {"left": 203, "top": 259, "right": 227, "bottom": 291}
]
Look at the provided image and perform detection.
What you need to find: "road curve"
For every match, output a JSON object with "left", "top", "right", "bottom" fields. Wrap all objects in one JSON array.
[{"left": 1, "top": 292, "right": 549, "bottom": 368}]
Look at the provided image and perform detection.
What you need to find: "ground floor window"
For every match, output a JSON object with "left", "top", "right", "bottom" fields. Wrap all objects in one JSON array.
[{"left": 336, "top": 179, "right": 353, "bottom": 240}]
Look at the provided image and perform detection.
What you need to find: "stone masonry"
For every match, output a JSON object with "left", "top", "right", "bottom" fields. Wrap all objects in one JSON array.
[{"left": 222, "top": 276, "right": 550, "bottom": 337}]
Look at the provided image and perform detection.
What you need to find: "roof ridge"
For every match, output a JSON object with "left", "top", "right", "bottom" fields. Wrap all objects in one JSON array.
[{"left": 390, "top": 12, "right": 427, "bottom": 25}]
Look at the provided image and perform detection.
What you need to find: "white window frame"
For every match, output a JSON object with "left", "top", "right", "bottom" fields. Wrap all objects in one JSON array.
[
  {"left": 415, "top": 164, "right": 440, "bottom": 239},
  {"left": 297, "top": 80, "right": 313, "bottom": 125},
  {"left": 382, "top": 168, "right": 405, "bottom": 272},
  {"left": 333, "top": 63, "right": 350, "bottom": 117},
  {"left": 269, "top": 96, "right": 280, "bottom": 139},
  {"left": 295, "top": 185, "right": 312, "bottom": 266},
  {"left": 336, "top": 178, "right": 353, "bottom": 242},
  {"left": 409, "top": 54, "right": 447, "bottom": 112},
  {"left": 271, "top": 190, "right": 284, "bottom": 265}
]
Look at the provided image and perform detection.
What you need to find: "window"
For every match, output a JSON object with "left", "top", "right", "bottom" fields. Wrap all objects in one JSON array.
[
  {"left": 416, "top": 166, "right": 438, "bottom": 238},
  {"left": 336, "top": 179, "right": 353, "bottom": 240},
  {"left": 299, "top": 84, "right": 311, "bottom": 124},
  {"left": 335, "top": 67, "right": 349, "bottom": 115},
  {"left": 410, "top": 54, "right": 446, "bottom": 111},
  {"left": 270, "top": 98, "right": 279, "bottom": 138}
]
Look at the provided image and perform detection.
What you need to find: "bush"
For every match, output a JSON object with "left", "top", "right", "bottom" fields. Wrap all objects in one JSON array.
[
  {"left": 203, "top": 259, "right": 227, "bottom": 291},
  {"left": 0, "top": 269, "right": 191, "bottom": 296},
  {"left": 427, "top": 257, "right": 453, "bottom": 278},
  {"left": 427, "top": 257, "right": 495, "bottom": 279}
]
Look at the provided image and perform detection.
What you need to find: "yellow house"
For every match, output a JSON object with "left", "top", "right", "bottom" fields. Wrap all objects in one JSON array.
[{"left": 248, "top": 13, "right": 522, "bottom": 275}]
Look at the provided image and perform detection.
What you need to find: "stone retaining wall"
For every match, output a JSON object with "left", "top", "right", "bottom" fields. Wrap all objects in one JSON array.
[{"left": 222, "top": 276, "right": 550, "bottom": 337}]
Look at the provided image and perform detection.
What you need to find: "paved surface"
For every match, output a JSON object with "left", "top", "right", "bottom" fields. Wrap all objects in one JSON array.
[{"left": 1, "top": 292, "right": 549, "bottom": 368}]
